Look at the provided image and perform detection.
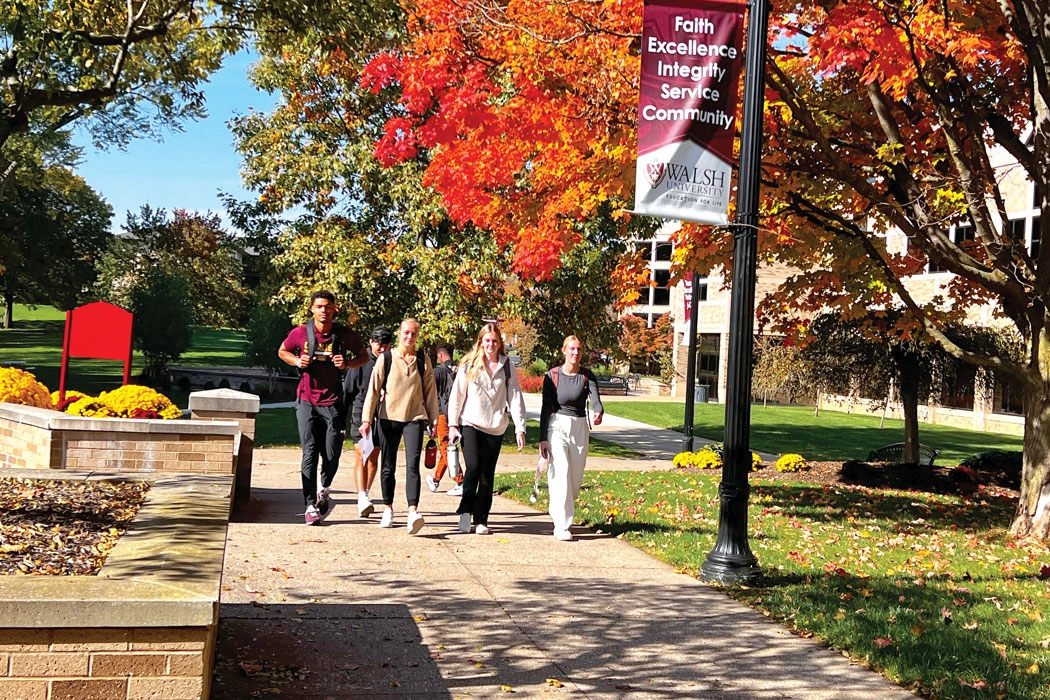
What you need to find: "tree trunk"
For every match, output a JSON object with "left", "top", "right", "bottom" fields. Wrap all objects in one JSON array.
[
  {"left": 1011, "top": 389, "right": 1050, "bottom": 539},
  {"left": 897, "top": 352, "right": 921, "bottom": 464},
  {"left": 2, "top": 283, "right": 12, "bottom": 329}
]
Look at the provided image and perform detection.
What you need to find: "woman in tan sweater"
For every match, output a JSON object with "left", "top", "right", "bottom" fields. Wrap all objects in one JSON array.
[{"left": 360, "top": 319, "right": 439, "bottom": 534}]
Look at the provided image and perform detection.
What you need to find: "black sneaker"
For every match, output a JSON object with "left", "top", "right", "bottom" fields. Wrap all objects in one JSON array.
[{"left": 317, "top": 487, "right": 331, "bottom": 516}]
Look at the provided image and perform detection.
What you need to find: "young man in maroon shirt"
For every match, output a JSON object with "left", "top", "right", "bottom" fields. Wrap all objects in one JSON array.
[{"left": 278, "top": 291, "right": 368, "bottom": 524}]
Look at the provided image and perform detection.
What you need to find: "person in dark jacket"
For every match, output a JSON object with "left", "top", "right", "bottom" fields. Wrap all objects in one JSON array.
[
  {"left": 344, "top": 326, "right": 393, "bottom": 517},
  {"left": 426, "top": 343, "right": 463, "bottom": 495}
]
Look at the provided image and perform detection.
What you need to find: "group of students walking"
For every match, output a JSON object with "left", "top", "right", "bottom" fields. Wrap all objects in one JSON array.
[{"left": 278, "top": 290, "right": 604, "bottom": 540}]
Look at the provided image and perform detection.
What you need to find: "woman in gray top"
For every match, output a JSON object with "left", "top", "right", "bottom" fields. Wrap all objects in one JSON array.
[{"left": 539, "top": 335, "right": 604, "bottom": 541}]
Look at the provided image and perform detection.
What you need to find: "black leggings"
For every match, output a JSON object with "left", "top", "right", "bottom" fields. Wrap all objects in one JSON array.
[
  {"left": 378, "top": 419, "right": 426, "bottom": 508},
  {"left": 457, "top": 425, "right": 505, "bottom": 525}
]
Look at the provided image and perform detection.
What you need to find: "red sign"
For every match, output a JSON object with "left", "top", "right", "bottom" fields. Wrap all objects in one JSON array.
[
  {"left": 634, "top": 0, "right": 746, "bottom": 225},
  {"left": 59, "top": 301, "right": 134, "bottom": 401}
]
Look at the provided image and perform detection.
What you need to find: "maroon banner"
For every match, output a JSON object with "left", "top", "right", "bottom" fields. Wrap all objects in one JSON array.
[{"left": 634, "top": 0, "right": 746, "bottom": 225}]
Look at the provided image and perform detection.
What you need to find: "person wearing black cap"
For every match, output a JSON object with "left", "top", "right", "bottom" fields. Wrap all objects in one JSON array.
[{"left": 344, "top": 325, "right": 393, "bottom": 517}]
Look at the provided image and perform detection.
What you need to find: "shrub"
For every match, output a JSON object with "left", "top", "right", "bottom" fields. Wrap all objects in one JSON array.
[
  {"left": 673, "top": 446, "right": 722, "bottom": 470},
  {"left": 65, "top": 396, "right": 118, "bottom": 417},
  {"left": 525, "top": 359, "right": 548, "bottom": 377},
  {"left": 775, "top": 453, "right": 810, "bottom": 472},
  {"left": 97, "top": 385, "right": 182, "bottom": 419},
  {"left": 751, "top": 451, "right": 763, "bottom": 471},
  {"left": 0, "top": 368, "right": 53, "bottom": 409},
  {"left": 960, "top": 449, "right": 1023, "bottom": 474},
  {"left": 51, "top": 390, "right": 88, "bottom": 412},
  {"left": 518, "top": 375, "right": 544, "bottom": 393},
  {"left": 60, "top": 385, "right": 181, "bottom": 419},
  {"left": 673, "top": 445, "right": 762, "bottom": 471}
]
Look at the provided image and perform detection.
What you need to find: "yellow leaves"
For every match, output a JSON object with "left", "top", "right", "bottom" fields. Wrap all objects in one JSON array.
[{"left": 545, "top": 678, "right": 564, "bottom": 687}]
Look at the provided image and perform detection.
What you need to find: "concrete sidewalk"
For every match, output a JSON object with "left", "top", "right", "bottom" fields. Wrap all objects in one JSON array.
[{"left": 212, "top": 445, "right": 914, "bottom": 699}]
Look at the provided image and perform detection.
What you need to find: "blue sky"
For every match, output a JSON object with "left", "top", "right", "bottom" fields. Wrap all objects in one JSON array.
[{"left": 73, "top": 51, "right": 274, "bottom": 229}]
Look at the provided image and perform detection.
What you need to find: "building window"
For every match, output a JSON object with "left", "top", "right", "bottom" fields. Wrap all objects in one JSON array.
[
  {"left": 655, "top": 242, "right": 673, "bottom": 261},
  {"left": 1033, "top": 215, "right": 1041, "bottom": 259},
  {"left": 928, "top": 223, "right": 973, "bottom": 273},
  {"left": 941, "top": 365, "right": 976, "bottom": 409},
  {"left": 696, "top": 333, "right": 720, "bottom": 401},
  {"left": 997, "top": 374, "right": 1024, "bottom": 416},
  {"left": 653, "top": 269, "right": 671, "bottom": 306}
]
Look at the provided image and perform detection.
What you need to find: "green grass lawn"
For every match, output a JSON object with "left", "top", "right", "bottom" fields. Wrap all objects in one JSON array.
[
  {"left": 496, "top": 469, "right": 1050, "bottom": 700},
  {"left": 256, "top": 408, "right": 638, "bottom": 458},
  {"left": 602, "top": 399, "right": 1023, "bottom": 465},
  {"left": 0, "top": 304, "right": 247, "bottom": 405}
]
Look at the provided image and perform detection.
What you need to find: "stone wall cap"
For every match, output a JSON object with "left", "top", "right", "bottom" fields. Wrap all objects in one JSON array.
[
  {"left": 0, "top": 473, "right": 230, "bottom": 628},
  {"left": 189, "top": 388, "right": 261, "bottom": 414},
  {"left": 0, "top": 402, "right": 240, "bottom": 436}
]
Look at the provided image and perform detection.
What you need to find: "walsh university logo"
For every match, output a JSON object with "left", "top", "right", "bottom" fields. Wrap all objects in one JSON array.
[{"left": 646, "top": 162, "right": 666, "bottom": 188}]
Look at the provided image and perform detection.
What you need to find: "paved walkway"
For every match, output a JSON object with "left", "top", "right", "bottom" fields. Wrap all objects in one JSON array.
[{"left": 212, "top": 404, "right": 913, "bottom": 699}]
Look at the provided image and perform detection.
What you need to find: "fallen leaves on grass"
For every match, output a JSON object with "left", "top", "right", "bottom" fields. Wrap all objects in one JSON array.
[{"left": 0, "top": 476, "right": 149, "bottom": 575}]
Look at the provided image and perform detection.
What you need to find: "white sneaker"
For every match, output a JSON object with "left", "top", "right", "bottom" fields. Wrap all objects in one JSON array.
[
  {"left": 379, "top": 509, "right": 394, "bottom": 528},
  {"left": 407, "top": 511, "right": 425, "bottom": 535},
  {"left": 554, "top": 529, "right": 573, "bottom": 541},
  {"left": 458, "top": 512, "right": 472, "bottom": 533},
  {"left": 357, "top": 494, "right": 374, "bottom": 518},
  {"left": 426, "top": 475, "right": 439, "bottom": 492},
  {"left": 475, "top": 524, "right": 490, "bottom": 535},
  {"left": 304, "top": 506, "right": 321, "bottom": 525},
  {"left": 447, "top": 484, "right": 463, "bottom": 496}
]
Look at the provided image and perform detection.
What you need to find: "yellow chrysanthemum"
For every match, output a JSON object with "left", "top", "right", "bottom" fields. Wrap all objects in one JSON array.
[{"left": 0, "top": 367, "right": 54, "bottom": 409}]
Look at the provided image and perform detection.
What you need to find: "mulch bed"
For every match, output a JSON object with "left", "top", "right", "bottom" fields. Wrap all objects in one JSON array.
[
  {"left": 742, "top": 459, "right": 1021, "bottom": 498},
  {"left": 0, "top": 477, "right": 150, "bottom": 576}
]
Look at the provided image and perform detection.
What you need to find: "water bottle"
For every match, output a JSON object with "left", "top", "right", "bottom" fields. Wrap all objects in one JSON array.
[
  {"left": 424, "top": 438, "right": 437, "bottom": 469},
  {"left": 447, "top": 439, "right": 460, "bottom": 479}
]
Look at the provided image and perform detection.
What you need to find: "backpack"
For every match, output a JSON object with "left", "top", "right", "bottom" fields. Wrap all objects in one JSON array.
[
  {"left": 305, "top": 322, "right": 345, "bottom": 363},
  {"left": 299, "top": 323, "right": 346, "bottom": 389}
]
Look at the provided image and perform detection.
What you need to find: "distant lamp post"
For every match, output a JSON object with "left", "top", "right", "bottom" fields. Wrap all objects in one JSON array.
[
  {"left": 682, "top": 273, "right": 701, "bottom": 453},
  {"left": 700, "top": 0, "right": 770, "bottom": 584}
]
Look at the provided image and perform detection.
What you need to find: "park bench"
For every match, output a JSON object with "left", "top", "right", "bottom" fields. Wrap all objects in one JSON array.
[
  {"left": 866, "top": 442, "right": 940, "bottom": 467},
  {"left": 595, "top": 374, "right": 630, "bottom": 395}
]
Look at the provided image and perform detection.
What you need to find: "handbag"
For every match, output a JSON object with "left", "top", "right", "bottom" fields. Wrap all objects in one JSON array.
[{"left": 424, "top": 438, "right": 438, "bottom": 469}]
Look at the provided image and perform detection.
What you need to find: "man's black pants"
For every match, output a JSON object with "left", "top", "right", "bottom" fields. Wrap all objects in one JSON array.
[{"left": 297, "top": 400, "right": 345, "bottom": 507}]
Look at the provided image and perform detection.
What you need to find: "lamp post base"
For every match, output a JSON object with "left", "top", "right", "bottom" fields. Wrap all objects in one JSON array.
[{"left": 700, "top": 551, "right": 762, "bottom": 584}]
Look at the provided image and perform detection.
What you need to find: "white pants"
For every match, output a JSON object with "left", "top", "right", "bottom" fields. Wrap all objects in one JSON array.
[{"left": 547, "top": 413, "right": 589, "bottom": 533}]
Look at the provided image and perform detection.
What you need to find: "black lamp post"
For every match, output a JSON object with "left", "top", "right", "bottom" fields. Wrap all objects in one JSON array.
[
  {"left": 681, "top": 274, "right": 701, "bottom": 453},
  {"left": 699, "top": 0, "right": 770, "bottom": 584}
]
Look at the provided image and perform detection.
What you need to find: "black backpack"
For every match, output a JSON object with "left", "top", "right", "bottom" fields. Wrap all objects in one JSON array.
[{"left": 305, "top": 321, "right": 345, "bottom": 361}]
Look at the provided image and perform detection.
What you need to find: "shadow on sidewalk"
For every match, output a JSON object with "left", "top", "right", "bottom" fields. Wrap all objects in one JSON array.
[{"left": 212, "top": 602, "right": 452, "bottom": 699}]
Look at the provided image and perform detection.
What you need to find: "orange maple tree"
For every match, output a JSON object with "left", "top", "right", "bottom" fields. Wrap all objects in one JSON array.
[
  {"left": 754, "top": 0, "right": 1050, "bottom": 538},
  {"left": 370, "top": 0, "right": 1050, "bottom": 539},
  {"left": 361, "top": 0, "right": 644, "bottom": 284}
]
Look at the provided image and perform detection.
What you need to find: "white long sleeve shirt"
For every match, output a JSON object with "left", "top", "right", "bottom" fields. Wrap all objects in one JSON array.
[{"left": 447, "top": 356, "right": 527, "bottom": 436}]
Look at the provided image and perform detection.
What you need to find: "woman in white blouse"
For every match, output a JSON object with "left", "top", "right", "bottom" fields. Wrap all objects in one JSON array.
[{"left": 447, "top": 323, "right": 527, "bottom": 534}]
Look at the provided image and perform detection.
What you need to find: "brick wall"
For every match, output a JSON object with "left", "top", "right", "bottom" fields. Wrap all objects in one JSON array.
[
  {"left": 0, "top": 627, "right": 212, "bottom": 700},
  {"left": 0, "top": 403, "right": 239, "bottom": 475}
]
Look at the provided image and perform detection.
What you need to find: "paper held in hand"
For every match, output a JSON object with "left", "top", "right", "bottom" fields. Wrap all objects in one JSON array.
[{"left": 357, "top": 431, "right": 374, "bottom": 456}]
